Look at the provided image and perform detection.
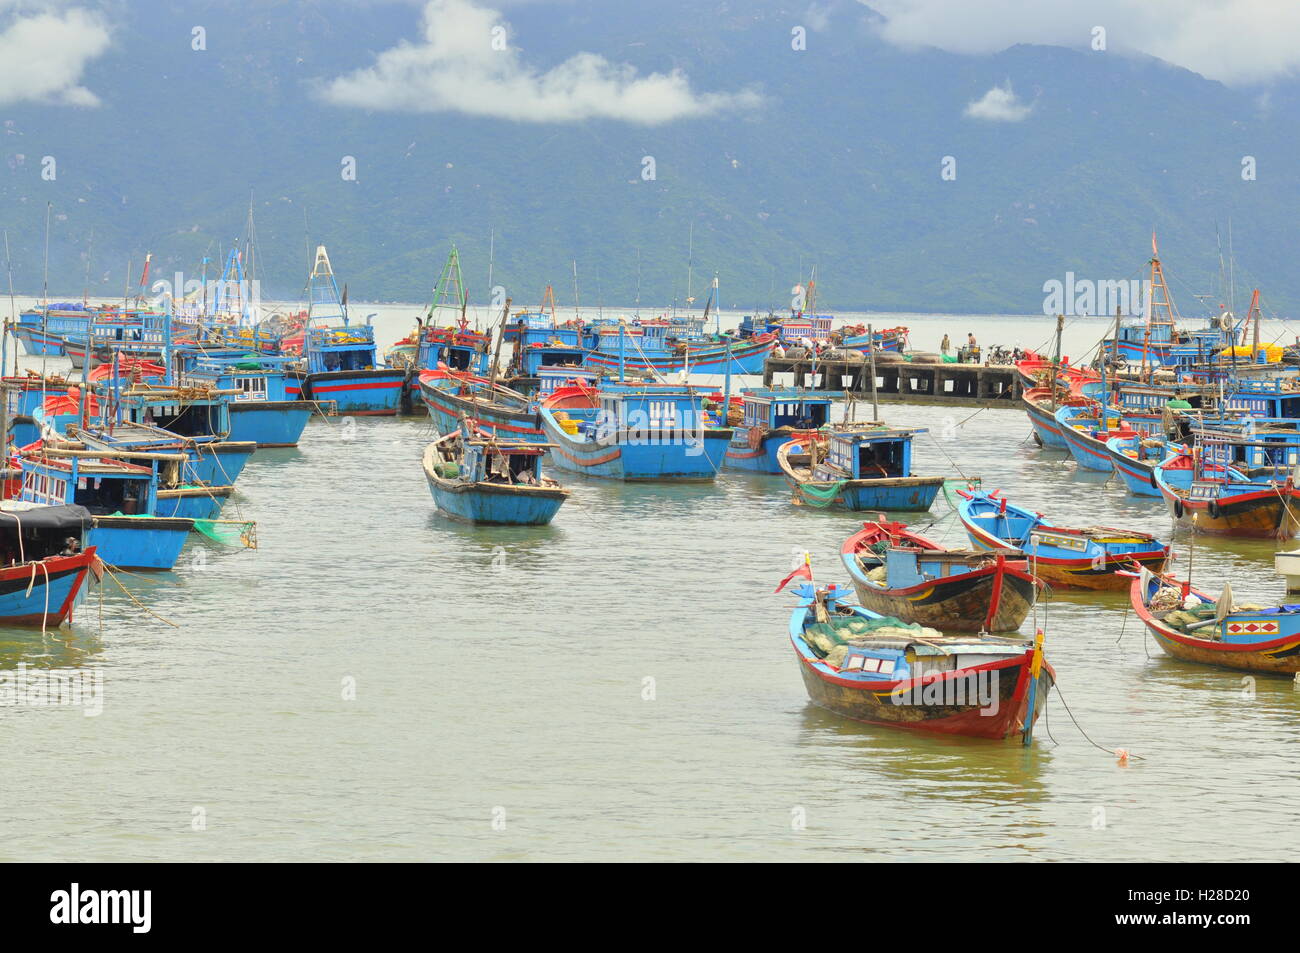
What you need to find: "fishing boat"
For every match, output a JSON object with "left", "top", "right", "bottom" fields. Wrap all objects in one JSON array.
[
  {"left": 1021, "top": 387, "right": 1078, "bottom": 449},
  {"left": 422, "top": 423, "right": 567, "bottom": 525},
  {"left": 418, "top": 366, "right": 540, "bottom": 437},
  {"left": 723, "top": 389, "right": 833, "bottom": 473},
  {"left": 1055, "top": 403, "right": 1135, "bottom": 472},
  {"left": 956, "top": 489, "right": 1169, "bottom": 590},
  {"left": 1154, "top": 449, "right": 1300, "bottom": 538},
  {"left": 581, "top": 320, "right": 776, "bottom": 376},
  {"left": 178, "top": 351, "right": 314, "bottom": 447},
  {"left": 288, "top": 246, "right": 406, "bottom": 415},
  {"left": 777, "top": 427, "right": 944, "bottom": 511},
  {"left": 787, "top": 583, "right": 1053, "bottom": 740},
  {"left": 14, "top": 445, "right": 195, "bottom": 570},
  {"left": 840, "top": 520, "right": 1039, "bottom": 632},
  {"left": 0, "top": 501, "right": 99, "bottom": 625},
  {"left": 1130, "top": 568, "right": 1300, "bottom": 674},
  {"left": 538, "top": 380, "right": 730, "bottom": 481},
  {"left": 1104, "top": 433, "right": 1170, "bottom": 497}
]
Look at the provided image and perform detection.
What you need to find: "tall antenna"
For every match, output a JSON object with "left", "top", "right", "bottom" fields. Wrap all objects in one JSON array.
[
  {"left": 41, "top": 201, "right": 51, "bottom": 311},
  {"left": 487, "top": 226, "right": 495, "bottom": 301},
  {"left": 3, "top": 230, "right": 16, "bottom": 380},
  {"left": 83, "top": 229, "right": 94, "bottom": 305},
  {"left": 685, "top": 224, "right": 695, "bottom": 306},
  {"left": 634, "top": 248, "right": 641, "bottom": 319},
  {"left": 571, "top": 259, "right": 581, "bottom": 321}
]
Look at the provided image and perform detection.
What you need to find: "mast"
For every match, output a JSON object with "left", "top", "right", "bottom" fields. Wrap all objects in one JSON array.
[
  {"left": 685, "top": 223, "right": 694, "bottom": 308},
  {"left": 1143, "top": 231, "right": 1179, "bottom": 382}
]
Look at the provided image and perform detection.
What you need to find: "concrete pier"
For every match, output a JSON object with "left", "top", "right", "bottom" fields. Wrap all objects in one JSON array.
[{"left": 761, "top": 357, "right": 1021, "bottom": 407}]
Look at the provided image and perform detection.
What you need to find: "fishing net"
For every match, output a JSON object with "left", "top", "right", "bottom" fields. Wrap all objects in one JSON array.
[
  {"left": 795, "top": 480, "right": 846, "bottom": 507},
  {"left": 193, "top": 519, "right": 258, "bottom": 549}
]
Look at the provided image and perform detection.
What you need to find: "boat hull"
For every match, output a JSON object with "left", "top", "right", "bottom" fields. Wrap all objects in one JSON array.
[
  {"left": 227, "top": 400, "right": 315, "bottom": 448},
  {"left": 13, "top": 327, "right": 66, "bottom": 356},
  {"left": 1105, "top": 438, "right": 1162, "bottom": 497},
  {"left": 796, "top": 651, "right": 1054, "bottom": 740},
  {"left": 419, "top": 376, "right": 541, "bottom": 437},
  {"left": 540, "top": 412, "right": 729, "bottom": 481},
  {"left": 186, "top": 443, "right": 256, "bottom": 487},
  {"left": 424, "top": 474, "right": 565, "bottom": 525},
  {"left": 789, "top": 475, "right": 943, "bottom": 511},
  {"left": 88, "top": 516, "right": 194, "bottom": 571},
  {"left": 155, "top": 486, "right": 230, "bottom": 522},
  {"left": 1023, "top": 396, "right": 1068, "bottom": 449},
  {"left": 1157, "top": 483, "right": 1300, "bottom": 539},
  {"left": 582, "top": 337, "right": 774, "bottom": 375},
  {"left": 0, "top": 550, "right": 96, "bottom": 625},
  {"left": 846, "top": 564, "right": 1037, "bottom": 633},
  {"left": 289, "top": 368, "right": 405, "bottom": 415},
  {"left": 722, "top": 428, "right": 788, "bottom": 473}
]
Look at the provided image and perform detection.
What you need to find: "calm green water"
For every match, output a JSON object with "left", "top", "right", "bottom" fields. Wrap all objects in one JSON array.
[{"left": 0, "top": 308, "right": 1296, "bottom": 862}]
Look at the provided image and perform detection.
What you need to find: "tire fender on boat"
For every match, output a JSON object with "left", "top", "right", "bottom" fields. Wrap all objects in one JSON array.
[
  {"left": 1173, "top": 499, "right": 1185, "bottom": 520},
  {"left": 1208, "top": 499, "right": 1221, "bottom": 520}
]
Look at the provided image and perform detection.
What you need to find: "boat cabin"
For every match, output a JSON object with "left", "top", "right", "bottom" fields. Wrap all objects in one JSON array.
[
  {"left": 417, "top": 325, "right": 489, "bottom": 374},
  {"left": 19, "top": 451, "right": 161, "bottom": 516},
  {"left": 740, "top": 390, "right": 832, "bottom": 432},
  {"left": 814, "top": 428, "right": 923, "bottom": 481},
  {"left": 181, "top": 352, "right": 299, "bottom": 402},
  {"left": 303, "top": 323, "right": 382, "bottom": 374}
]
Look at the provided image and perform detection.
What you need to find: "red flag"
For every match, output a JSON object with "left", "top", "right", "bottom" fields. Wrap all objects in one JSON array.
[{"left": 774, "top": 553, "right": 813, "bottom": 593}]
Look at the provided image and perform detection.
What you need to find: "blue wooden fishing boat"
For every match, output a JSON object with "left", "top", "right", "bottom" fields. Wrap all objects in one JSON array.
[
  {"left": 787, "top": 583, "right": 1053, "bottom": 740},
  {"left": 538, "top": 380, "right": 730, "bottom": 481},
  {"left": 1104, "top": 433, "right": 1170, "bottom": 497},
  {"left": 419, "top": 367, "right": 541, "bottom": 437},
  {"left": 180, "top": 351, "right": 314, "bottom": 447},
  {"left": 776, "top": 427, "right": 943, "bottom": 511},
  {"left": 502, "top": 294, "right": 588, "bottom": 393},
  {"left": 422, "top": 423, "right": 568, "bottom": 525},
  {"left": 956, "top": 489, "right": 1169, "bottom": 590},
  {"left": 1054, "top": 403, "right": 1136, "bottom": 472},
  {"left": 289, "top": 246, "right": 405, "bottom": 415},
  {"left": 723, "top": 389, "right": 833, "bottom": 473},
  {"left": 580, "top": 312, "right": 775, "bottom": 376},
  {"left": 16, "top": 446, "right": 194, "bottom": 570},
  {"left": 0, "top": 501, "right": 99, "bottom": 625},
  {"left": 1131, "top": 568, "right": 1300, "bottom": 675}
]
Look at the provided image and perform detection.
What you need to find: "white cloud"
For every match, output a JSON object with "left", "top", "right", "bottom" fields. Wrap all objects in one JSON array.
[
  {"left": 0, "top": 6, "right": 110, "bottom": 107},
  {"left": 964, "top": 81, "right": 1031, "bottom": 121},
  {"left": 320, "top": 0, "right": 762, "bottom": 124},
  {"left": 864, "top": 0, "right": 1300, "bottom": 86}
]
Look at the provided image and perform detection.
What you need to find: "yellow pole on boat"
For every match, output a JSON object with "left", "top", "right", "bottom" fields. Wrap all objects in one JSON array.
[{"left": 1022, "top": 629, "right": 1045, "bottom": 747}]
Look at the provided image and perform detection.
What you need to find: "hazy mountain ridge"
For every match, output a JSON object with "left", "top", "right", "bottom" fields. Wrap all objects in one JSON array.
[{"left": 0, "top": 0, "right": 1296, "bottom": 317}]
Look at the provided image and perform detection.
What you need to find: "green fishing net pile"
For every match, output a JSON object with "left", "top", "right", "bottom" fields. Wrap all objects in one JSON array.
[
  {"left": 803, "top": 615, "right": 942, "bottom": 667},
  {"left": 193, "top": 519, "right": 257, "bottom": 548},
  {"left": 796, "top": 481, "right": 846, "bottom": 507}
]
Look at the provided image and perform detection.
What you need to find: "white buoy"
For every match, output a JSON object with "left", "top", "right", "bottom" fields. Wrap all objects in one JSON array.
[{"left": 1275, "top": 549, "right": 1300, "bottom": 593}]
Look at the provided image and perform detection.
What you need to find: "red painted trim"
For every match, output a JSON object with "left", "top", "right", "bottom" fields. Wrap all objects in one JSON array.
[{"left": 309, "top": 381, "right": 404, "bottom": 394}]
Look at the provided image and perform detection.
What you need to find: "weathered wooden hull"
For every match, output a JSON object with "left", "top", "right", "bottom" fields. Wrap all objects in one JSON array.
[
  {"left": 1158, "top": 482, "right": 1300, "bottom": 539},
  {"left": 796, "top": 651, "right": 1054, "bottom": 739},
  {"left": 1130, "top": 577, "right": 1300, "bottom": 674},
  {"left": 848, "top": 565, "right": 1037, "bottom": 632}
]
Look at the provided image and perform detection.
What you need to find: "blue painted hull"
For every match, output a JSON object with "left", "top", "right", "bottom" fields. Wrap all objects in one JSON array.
[
  {"left": 290, "top": 369, "right": 405, "bottom": 415},
  {"left": 722, "top": 429, "right": 786, "bottom": 473},
  {"left": 13, "top": 327, "right": 66, "bottom": 356},
  {"left": 155, "top": 491, "right": 228, "bottom": 521},
  {"left": 838, "top": 482, "right": 942, "bottom": 511},
  {"left": 1055, "top": 406, "right": 1114, "bottom": 471},
  {"left": 425, "top": 479, "right": 565, "bottom": 525},
  {"left": 539, "top": 408, "right": 729, "bottom": 481},
  {"left": 1105, "top": 436, "right": 1162, "bottom": 497},
  {"left": 582, "top": 337, "right": 772, "bottom": 375},
  {"left": 419, "top": 376, "right": 540, "bottom": 437},
  {"left": 227, "top": 401, "right": 313, "bottom": 447},
  {"left": 88, "top": 518, "right": 192, "bottom": 570},
  {"left": 0, "top": 557, "right": 91, "bottom": 624},
  {"left": 185, "top": 446, "right": 254, "bottom": 486}
]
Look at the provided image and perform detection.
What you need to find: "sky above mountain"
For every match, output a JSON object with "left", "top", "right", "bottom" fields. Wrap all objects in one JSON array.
[{"left": 1, "top": 0, "right": 1299, "bottom": 317}]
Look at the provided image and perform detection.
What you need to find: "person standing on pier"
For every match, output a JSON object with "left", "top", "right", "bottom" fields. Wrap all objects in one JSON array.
[{"left": 940, "top": 334, "right": 951, "bottom": 357}]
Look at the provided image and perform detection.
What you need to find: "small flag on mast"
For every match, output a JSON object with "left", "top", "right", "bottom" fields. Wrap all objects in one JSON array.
[{"left": 774, "top": 552, "right": 814, "bottom": 593}]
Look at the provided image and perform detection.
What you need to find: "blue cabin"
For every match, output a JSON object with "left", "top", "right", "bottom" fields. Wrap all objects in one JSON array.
[
  {"left": 724, "top": 389, "right": 833, "bottom": 473},
  {"left": 503, "top": 309, "right": 585, "bottom": 383},
  {"left": 538, "top": 381, "right": 730, "bottom": 481},
  {"left": 292, "top": 245, "right": 405, "bottom": 415},
  {"left": 18, "top": 448, "right": 193, "bottom": 570},
  {"left": 180, "top": 351, "right": 314, "bottom": 447},
  {"left": 781, "top": 427, "right": 944, "bottom": 511}
]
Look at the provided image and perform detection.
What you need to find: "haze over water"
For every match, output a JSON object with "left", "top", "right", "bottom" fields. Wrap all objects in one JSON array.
[{"left": 1, "top": 306, "right": 1296, "bottom": 861}]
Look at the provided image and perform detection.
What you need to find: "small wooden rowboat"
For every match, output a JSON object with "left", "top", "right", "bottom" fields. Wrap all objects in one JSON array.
[
  {"left": 788, "top": 584, "right": 1053, "bottom": 740},
  {"left": 1130, "top": 568, "right": 1300, "bottom": 675},
  {"left": 957, "top": 489, "right": 1169, "bottom": 590},
  {"left": 841, "top": 520, "right": 1040, "bottom": 632},
  {"left": 422, "top": 424, "right": 568, "bottom": 525}
]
